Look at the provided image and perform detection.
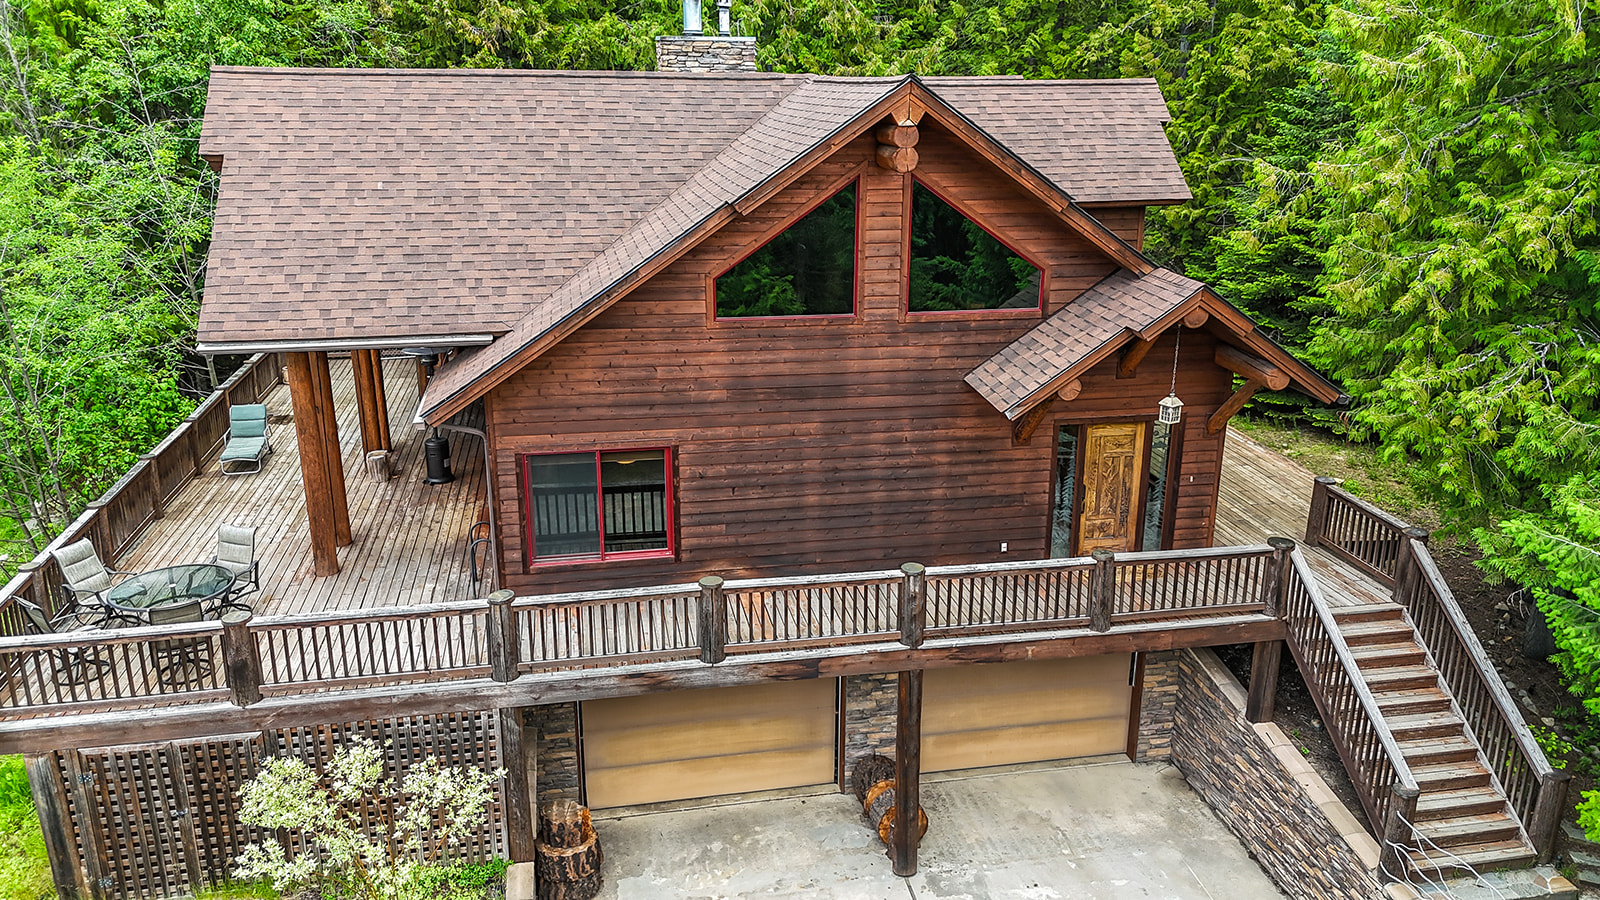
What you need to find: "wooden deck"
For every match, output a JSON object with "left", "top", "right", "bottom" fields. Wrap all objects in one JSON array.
[
  {"left": 113, "top": 356, "right": 487, "bottom": 615},
  {"left": 1216, "top": 429, "right": 1390, "bottom": 609}
]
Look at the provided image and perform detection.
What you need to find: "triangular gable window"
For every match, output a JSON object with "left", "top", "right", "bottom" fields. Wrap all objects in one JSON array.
[
  {"left": 908, "top": 181, "right": 1041, "bottom": 313},
  {"left": 715, "top": 181, "right": 858, "bottom": 319}
]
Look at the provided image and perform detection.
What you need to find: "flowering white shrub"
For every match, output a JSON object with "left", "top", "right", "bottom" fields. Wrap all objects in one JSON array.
[{"left": 233, "top": 738, "right": 504, "bottom": 900}]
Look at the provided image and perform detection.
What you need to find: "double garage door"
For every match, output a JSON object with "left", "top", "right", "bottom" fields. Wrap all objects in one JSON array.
[{"left": 581, "top": 655, "right": 1135, "bottom": 809}]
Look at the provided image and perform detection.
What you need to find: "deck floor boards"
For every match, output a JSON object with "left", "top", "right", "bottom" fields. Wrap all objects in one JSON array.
[{"left": 112, "top": 357, "right": 486, "bottom": 616}]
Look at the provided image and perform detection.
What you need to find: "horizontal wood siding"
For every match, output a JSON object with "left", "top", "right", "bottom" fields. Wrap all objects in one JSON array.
[{"left": 490, "top": 126, "right": 1227, "bottom": 594}]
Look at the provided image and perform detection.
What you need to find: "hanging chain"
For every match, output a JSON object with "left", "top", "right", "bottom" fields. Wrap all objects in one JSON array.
[{"left": 1169, "top": 325, "right": 1182, "bottom": 395}]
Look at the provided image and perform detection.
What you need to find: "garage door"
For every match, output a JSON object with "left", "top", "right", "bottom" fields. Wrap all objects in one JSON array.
[
  {"left": 923, "top": 655, "right": 1133, "bottom": 772},
  {"left": 581, "top": 679, "right": 837, "bottom": 809}
]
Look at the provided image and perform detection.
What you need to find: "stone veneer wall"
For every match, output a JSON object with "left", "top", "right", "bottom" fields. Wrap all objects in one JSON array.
[
  {"left": 654, "top": 35, "right": 759, "bottom": 72},
  {"left": 842, "top": 673, "right": 898, "bottom": 786},
  {"left": 525, "top": 703, "right": 580, "bottom": 803},
  {"left": 1171, "top": 647, "right": 1385, "bottom": 900},
  {"left": 1135, "top": 650, "right": 1181, "bottom": 761}
]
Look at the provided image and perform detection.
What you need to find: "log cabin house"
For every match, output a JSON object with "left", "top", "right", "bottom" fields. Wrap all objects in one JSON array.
[{"left": 0, "top": 47, "right": 1569, "bottom": 900}]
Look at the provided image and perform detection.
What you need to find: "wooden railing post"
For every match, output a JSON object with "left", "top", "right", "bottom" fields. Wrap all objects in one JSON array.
[
  {"left": 1377, "top": 783, "right": 1420, "bottom": 880},
  {"left": 1089, "top": 549, "right": 1115, "bottom": 633},
  {"left": 1305, "top": 476, "right": 1338, "bottom": 547},
  {"left": 219, "top": 611, "right": 263, "bottom": 707},
  {"left": 699, "top": 576, "right": 726, "bottom": 664},
  {"left": 1263, "top": 537, "right": 1295, "bottom": 618},
  {"left": 486, "top": 589, "right": 519, "bottom": 683},
  {"left": 140, "top": 453, "right": 165, "bottom": 520},
  {"left": 1392, "top": 526, "right": 1431, "bottom": 607},
  {"left": 1529, "top": 769, "right": 1572, "bottom": 862},
  {"left": 899, "top": 563, "right": 926, "bottom": 648}
]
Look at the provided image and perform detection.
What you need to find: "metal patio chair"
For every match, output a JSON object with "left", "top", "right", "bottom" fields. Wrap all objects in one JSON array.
[
  {"left": 49, "top": 537, "right": 134, "bottom": 610},
  {"left": 141, "top": 599, "right": 215, "bottom": 689},
  {"left": 207, "top": 524, "right": 259, "bottom": 615},
  {"left": 18, "top": 597, "right": 112, "bottom": 686},
  {"left": 219, "top": 404, "right": 272, "bottom": 476}
]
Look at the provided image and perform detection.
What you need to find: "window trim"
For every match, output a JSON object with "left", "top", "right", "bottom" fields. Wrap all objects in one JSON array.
[
  {"left": 901, "top": 175, "right": 1048, "bottom": 320},
  {"left": 520, "top": 447, "right": 676, "bottom": 567},
  {"left": 708, "top": 174, "right": 864, "bottom": 324}
]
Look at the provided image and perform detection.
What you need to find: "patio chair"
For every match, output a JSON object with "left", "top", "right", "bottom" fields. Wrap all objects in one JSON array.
[
  {"left": 208, "top": 524, "right": 259, "bottom": 615},
  {"left": 144, "top": 599, "right": 214, "bottom": 689},
  {"left": 49, "top": 537, "right": 133, "bottom": 610},
  {"left": 17, "top": 598, "right": 112, "bottom": 686},
  {"left": 219, "top": 404, "right": 272, "bottom": 476}
]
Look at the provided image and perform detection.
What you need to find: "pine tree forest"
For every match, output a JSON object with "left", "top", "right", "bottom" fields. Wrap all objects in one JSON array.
[{"left": 0, "top": 0, "right": 1598, "bottom": 817}]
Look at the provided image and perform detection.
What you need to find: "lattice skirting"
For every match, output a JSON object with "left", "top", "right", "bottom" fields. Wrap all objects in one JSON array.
[{"left": 37, "top": 711, "right": 506, "bottom": 900}]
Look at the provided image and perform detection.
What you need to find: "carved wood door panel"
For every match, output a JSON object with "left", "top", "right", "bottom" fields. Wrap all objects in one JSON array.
[{"left": 1076, "top": 423, "right": 1146, "bottom": 555}]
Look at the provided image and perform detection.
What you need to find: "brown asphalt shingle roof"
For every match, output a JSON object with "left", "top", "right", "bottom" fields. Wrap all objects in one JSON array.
[
  {"left": 197, "top": 68, "right": 1188, "bottom": 351},
  {"left": 965, "top": 268, "right": 1205, "bottom": 419}
]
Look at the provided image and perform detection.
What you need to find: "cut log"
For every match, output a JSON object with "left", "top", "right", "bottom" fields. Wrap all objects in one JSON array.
[
  {"left": 539, "top": 799, "right": 591, "bottom": 848},
  {"left": 876, "top": 804, "right": 929, "bottom": 847},
  {"left": 535, "top": 834, "right": 603, "bottom": 883},
  {"left": 851, "top": 754, "right": 896, "bottom": 802},
  {"left": 537, "top": 869, "right": 601, "bottom": 900},
  {"left": 864, "top": 779, "right": 896, "bottom": 827}
]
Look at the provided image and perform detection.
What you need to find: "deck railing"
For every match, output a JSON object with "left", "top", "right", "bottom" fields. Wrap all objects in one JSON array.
[
  {"left": 0, "top": 353, "right": 283, "bottom": 631},
  {"left": 0, "top": 544, "right": 1286, "bottom": 721},
  {"left": 1393, "top": 535, "right": 1570, "bottom": 859},
  {"left": 1281, "top": 547, "right": 1419, "bottom": 857},
  {"left": 1305, "top": 476, "right": 1409, "bottom": 586}
]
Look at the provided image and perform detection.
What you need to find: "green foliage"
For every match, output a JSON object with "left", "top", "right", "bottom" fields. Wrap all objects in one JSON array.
[
  {"left": 0, "top": 755, "right": 50, "bottom": 900},
  {"left": 235, "top": 739, "right": 504, "bottom": 900}
]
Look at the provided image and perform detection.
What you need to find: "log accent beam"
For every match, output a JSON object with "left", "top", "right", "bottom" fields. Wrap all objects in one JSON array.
[
  {"left": 1182, "top": 308, "right": 1210, "bottom": 329},
  {"left": 1056, "top": 378, "right": 1082, "bottom": 402},
  {"left": 1011, "top": 396, "right": 1056, "bottom": 446},
  {"left": 1215, "top": 344, "right": 1289, "bottom": 391},
  {"left": 310, "top": 351, "right": 352, "bottom": 547},
  {"left": 286, "top": 352, "right": 342, "bottom": 575},
  {"left": 892, "top": 669, "right": 924, "bottom": 876},
  {"left": 1206, "top": 377, "right": 1266, "bottom": 435},
  {"left": 876, "top": 119, "right": 919, "bottom": 172},
  {"left": 1117, "top": 337, "right": 1157, "bottom": 379},
  {"left": 875, "top": 123, "right": 919, "bottom": 148},
  {"left": 875, "top": 145, "right": 918, "bottom": 173}
]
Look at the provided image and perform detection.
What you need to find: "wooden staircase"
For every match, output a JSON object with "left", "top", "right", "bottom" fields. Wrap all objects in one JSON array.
[{"left": 1331, "top": 603, "right": 1537, "bottom": 877}]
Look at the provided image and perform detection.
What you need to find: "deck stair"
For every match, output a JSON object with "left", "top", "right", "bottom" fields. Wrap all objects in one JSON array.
[{"left": 1330, "top": 602, "right": 1538, "bottom": 878}]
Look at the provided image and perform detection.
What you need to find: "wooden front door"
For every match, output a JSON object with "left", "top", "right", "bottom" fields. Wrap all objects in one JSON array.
[{"left": 1076, "top": 423, "right": 1146, "bottom": 554}]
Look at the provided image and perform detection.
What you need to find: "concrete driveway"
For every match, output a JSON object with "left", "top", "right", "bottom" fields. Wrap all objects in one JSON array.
[{"left": 589, "top": 757, "right": 1287, "bottom": 899}]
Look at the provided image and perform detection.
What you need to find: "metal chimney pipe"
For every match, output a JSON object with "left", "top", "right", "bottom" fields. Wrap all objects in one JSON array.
[
  {"left": 716, "top": 0, "right": 731, "bottom": 35},
  {"left": 682, "top": 0, "right": 703, "bottom": 34}
]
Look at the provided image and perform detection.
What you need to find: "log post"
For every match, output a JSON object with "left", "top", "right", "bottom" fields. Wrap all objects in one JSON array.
[
  {"left": 1305, "top": 476, "right": 1338, "bottom": 547},
  {"left": 1089, "top": 549, "right": 1115, "bottom": 633},
  {"left": 1392, "top": 526, "right": 1431, "bottom": 607},
  {"left": 1262, "top": 537, "right": 1296, "bottom": 618},
  {"left": 487, "top": 589, "right": 520, "bottom": 683},
  {"left": 25, "top": 753, "right": 80, "bottom": 900},
  {"left": 352, "top": 349, "right": 381, "bottom": 456},
  {"left": 498, "top": 709, "right": 537, "bottom": 864},
  {"left": 286, "top": 352, "right": 340, "bottom": 575},
  {"left": 372, "top": 353, "right": 392, "bottom": 451},
  {"left": 1377, "top": 783, "right": 1420, "bottom": 880},
  {"left": 892, "top": 669, "right": 924, "bottom": 877},
  {"left": 898, "top": 563, "right": 926, "bottom": 648},
  {"left": 1530, "top": 769, "right": 1572, "bottom": 862},
  {"left": 310, "top": 351, "right": 352, "bottom": 547},
  {"left": 219, "top": 610, "right": 263, "bottom": 707},
  {"left": 699, "top": 575, "right": 726, "bottom": 664},
  {"left": 1245, "top": 640, "right": 1282, "bottom": 723}
]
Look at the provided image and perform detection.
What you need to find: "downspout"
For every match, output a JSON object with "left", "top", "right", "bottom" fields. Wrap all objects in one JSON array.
[{"left": 436, "top": 421, "right": 498, "bottom": 595}]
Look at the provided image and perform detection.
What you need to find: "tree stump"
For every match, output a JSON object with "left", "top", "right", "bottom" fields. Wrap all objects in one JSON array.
[
  {"left": 851, "top": 754, "right": 896, "bottom": 803},
  {"left": 536, "top": 800, "right": 603, "bottom": 900}
]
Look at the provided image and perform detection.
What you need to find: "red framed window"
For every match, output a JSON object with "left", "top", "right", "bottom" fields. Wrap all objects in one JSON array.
[
  {"left": 713, "top": 180, "right": 859, "bottom": 319},
  {"left": 522, "top": 449, "right": 674, "bottom": 564},
  {"left": 907, "top": 180, "right": 1042, "bottom": 314}
]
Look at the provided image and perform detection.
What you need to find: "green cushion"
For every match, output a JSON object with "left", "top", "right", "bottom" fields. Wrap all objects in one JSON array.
[{"left": 221, "top": 435, "right": 266, "bottom": 461}]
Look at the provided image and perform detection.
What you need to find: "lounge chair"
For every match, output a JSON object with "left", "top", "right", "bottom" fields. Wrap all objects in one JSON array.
[
  {"left": 208, "top": 524, "right": 259, "bottom": 615},
  {"left": 220, "top": 404, "right": 272, "bottom": 476},
  {"left": 49, "top": 537, "right": 133, "bottom": 609}
]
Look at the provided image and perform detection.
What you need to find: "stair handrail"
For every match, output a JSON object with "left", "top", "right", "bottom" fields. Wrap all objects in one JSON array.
[
  {"left": 1395, "top": 534, "right": 1570, "bottom": 862},
  {"left": 1282, "top": 547, "right": 1420, "bottom": 856}
]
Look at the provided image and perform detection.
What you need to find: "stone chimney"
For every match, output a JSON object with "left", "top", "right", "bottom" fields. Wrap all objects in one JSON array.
[{"left": 655, "top": 0, "right": 758, "bottom": 72}]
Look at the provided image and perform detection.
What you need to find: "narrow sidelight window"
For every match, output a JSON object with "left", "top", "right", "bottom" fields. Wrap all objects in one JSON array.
[
  {"left": 1049, "top": 425, "right": 1078, "bottom": 558},
  {"left": 1142, "top": 422, "right": 1179, "bottom": 550},
  {"left": 715, "top": 182, "right": 858, "bottom": 318},
  {"left": 908, "top": 181, "right": 1042, "bottom": 313},
  {"left": 524, "top": 449, "right": 673, "bottom": 563}
]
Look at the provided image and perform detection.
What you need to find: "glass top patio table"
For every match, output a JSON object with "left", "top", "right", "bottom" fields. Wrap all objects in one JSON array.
[{"left": 105, "top": 564, "right": 236, "bottom": 614}]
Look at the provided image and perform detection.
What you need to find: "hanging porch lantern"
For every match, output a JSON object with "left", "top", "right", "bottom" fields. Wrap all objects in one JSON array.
[{"left": 1157, "top": 325, "right": 1184, "bottom": 425}]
